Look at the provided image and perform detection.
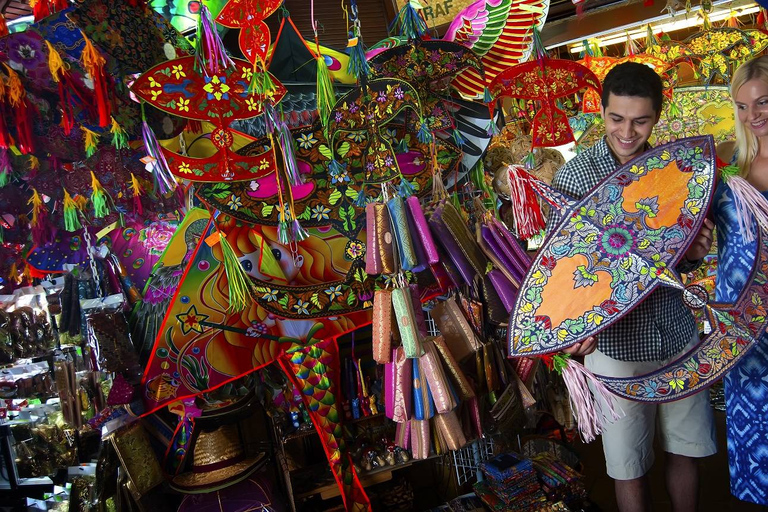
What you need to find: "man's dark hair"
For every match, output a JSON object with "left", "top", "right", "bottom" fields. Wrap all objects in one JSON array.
[{"left": 601, "top": 62, "right": 664, "bottom": 115}]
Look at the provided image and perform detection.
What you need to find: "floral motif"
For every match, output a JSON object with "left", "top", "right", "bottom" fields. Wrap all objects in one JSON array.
[
  {"left": 203, "top": 75, "right": 230, "bottom": 101},
  {"left": 345, "top": 240, "right": 365, "bottom": 260}
]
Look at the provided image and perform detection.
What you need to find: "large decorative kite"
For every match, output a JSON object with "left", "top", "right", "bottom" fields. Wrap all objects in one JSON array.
[{"left": 507, "top": 135, "right": 768, "bottom": 405}]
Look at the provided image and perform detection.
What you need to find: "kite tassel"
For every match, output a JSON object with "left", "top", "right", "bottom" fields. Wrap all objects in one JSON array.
[
  {"left": 277, "top": 123, "right": 302, "bottom": 186},
  {"left": 559, "top": 357, "right": 623, "bottom": 443},
  {"left": 80, "top": 32, "right": 111, "bottom": 127},
  {"left": 292, "top": 219, "right": 309, "bottom": 241},
  {"left": 347, "top": 37, "right": 370, "bottom": 80},
  {"left": 417, "top": 122, "right": 432, "bottom": 144},
  {"left": 130, "top": 173, "right": 144, "bottom": 215},
  {"left": 110, "top": 117, "right": 129, "bottom": 150},
  {"left": 398, "top": 177, "right": 415, "bottom": 198},
  {"left": 141, "top": 121, "right": 176, "bottom": 195},
  {"left": 506, "top": 165, "right": 546, "bottom": 240},
  {"left": 29, "top": 188, "right": 53, "bottom": 247},
  {"left": 82, "top": 127, "right": 100, "bottom": 157},
  {"left": 195, "top": 5, "right": 234, "bottom": 75},
  {"left": 218, "top": 232, "right": 254, "bottom": 312},
  {"left": 0, "top": 147, "right": 10, "bottom": 187},
  {"left": 723, "top": 174, "right": 768, "bottom": 244},
  {"left": 62, "top": 188, "right": 82, "bottom": 232},
  {"left": 90, "top": 171, "right": 110, "bottom": 218},
  {"left": 452, "top": 128, "right": 466, "bottom": 146},
  {"left": 315, "top": 56, "right": 336, "bottom": 128},
  {"left": 0, "top": 14, "right": 8, "bottom": 38},
  {"left": 391, "top": 0, "right": 427, "bottom": 39}
]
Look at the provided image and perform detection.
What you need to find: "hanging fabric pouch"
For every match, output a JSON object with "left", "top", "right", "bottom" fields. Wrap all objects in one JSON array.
[
  {"left": 409, "top": 419, "right": 430, "bottom": 459},
  {"left": 433, "top": 409, "right": 467, "bottom": 451},
  {"left": 407, "top": 195, "right": 439, "bottom": 265},
  {"left": 372, "top": 288, "right": 393, "bottom": 363},
  {"left": 387, "top": 196, "right": 418, "bottom": 271},
  {"left": 433, "top": 335, "right": 475, "bottom": 400},
  {"left": 431, "top": 297, "right": 481, "bottom": 362},
  {"left": 365, "top": 202, "right": 396, "bottom": 275},
  {"left": 392, "top": 287, "right": 424, "bottom": 358},
  {"left": 420, "top": 338, "right": 457, "bottom": 414},
  {"left": 392, "top": 347, "right": 412, "bottom": 423},
  {"left": 412, "top": 357, "right": 435, "bottom": 420}
]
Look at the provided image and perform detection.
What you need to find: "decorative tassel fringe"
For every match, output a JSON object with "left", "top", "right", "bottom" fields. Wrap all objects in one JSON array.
[
  {"left": 80, "top": 32, "right": 111, "bottom": 127},
  {"left": 396, "top": 138, "right": 409, "bottom": 154},
  {"left": 90, "top": 171, "right": 110, "bottom": 218},
  {"left": 559, "top": 357, "right": 623, "bottom": 443},
  {"left": 315, "top": 56, "right": 336, "bottom": 128},
  {"left": 292, "top": 219, "right": 309, "bottom": 241},
  {"left": 391, "top": 0, "right": 428, "bottom": 39},
  {"left": 506, "top": 165, "right": 546, "bottom": 240},
  {"left": 218, "top": 232, "right": 255, "bottom": 312},
  {"left": 417, "top": 122, "right": 432, "bottom": 144},
  {"left": 62, "top": 188, "right": 82, "bottom": 232},
  {"left": 276, "top": 121, "right": 302, "bottom": 186},
  {"left": 523, "top": 151, "right": 536, "bottom": 170},
  {"left": 347, "top": 38, "right": 370, "bottom": 81},
  {"left": 29, "top": 188, "right": 53, "bottom": 247},
  {"left": 722, "top": 173, "right": 768, "bottom": 244},
  {"left": 0, "top": 147, "right": 10, "bottom": 187},
  {"left": 45, "top": 40, "right": 75, "bottom": 135},
  {"left": 483, "top": 87, "right": 493, "bottom": 104},
  {"left": 194, "top": 5, "right": 234, "bottom": 75},
  {"left": 452, "top": 128, "right": 466, "bottom": 146},
  {"left": 31, "top": 0, "right": 50, "bottom": 22},
  {"left": 248, "top": 68, "right": 276, "bottom": 96},
  {"left": 141, "top": 120, "right": 176, "bottom": 195},
  {"left": 398, "top": 178, "right": 415, "bottom": 198},
  {"left": 130, "top": 173, "right": 144, "bottom": 215},
  {"left": 0, "top": 14, "right": 8, "bottom": 38},
  {"left": 277, "top": 220, "right": 290, "bottom": 245},
  {"left": 110, "top": 117, "right": 129, "bottom": 149},
  {"left": 355, "top": 189, "right": 368, "bottom": 207},
  {"left": 3, "top": 64, "right": 33, "bottom": 154},
  {"left": 82, "top": 126, "right": 100, "bottom": 157},
  {"left": 624, "top": 31, "right": 639, "bottom": 56},
  {"left": 486, "top": 119, "right": 499, "bottom": 137}
]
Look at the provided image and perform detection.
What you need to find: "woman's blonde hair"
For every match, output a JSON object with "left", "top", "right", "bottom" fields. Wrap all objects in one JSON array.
[{"left": 732, "top": 55, "right": 768, "bottom": 177}]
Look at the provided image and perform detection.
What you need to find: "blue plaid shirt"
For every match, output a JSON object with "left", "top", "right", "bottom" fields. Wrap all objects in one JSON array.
[{"left": 548, "top": 137, "right": 698, "bottom": 362}]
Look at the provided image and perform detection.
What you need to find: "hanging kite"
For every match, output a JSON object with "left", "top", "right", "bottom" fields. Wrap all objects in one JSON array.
[{"left": 215, "top": 0, "right": 282, "bottom": 67}]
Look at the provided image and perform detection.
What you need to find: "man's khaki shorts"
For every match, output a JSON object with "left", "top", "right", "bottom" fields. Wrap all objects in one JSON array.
[{"left": 585, "top": 332, "right": 717, "bottom": 480}]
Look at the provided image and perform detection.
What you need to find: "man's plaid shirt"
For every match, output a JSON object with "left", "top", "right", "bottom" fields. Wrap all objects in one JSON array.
[{"left": 548, "top": 137, "right": 698, "bottom": 362}]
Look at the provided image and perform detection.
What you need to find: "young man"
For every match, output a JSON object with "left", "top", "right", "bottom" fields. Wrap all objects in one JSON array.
[{"left": 550, "top": 62, "right": 717, "bottom": 512}]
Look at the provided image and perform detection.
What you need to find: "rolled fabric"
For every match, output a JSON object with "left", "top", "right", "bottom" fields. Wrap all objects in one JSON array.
[
  {"left": 420, "top": 338, "right": 457, "bottom": 414},
  {"left": 392, "top": 287, "right": 424, "bottom": 358},
  {"left": 433, "top": 409, "right": 467, "bottom": 451},
  {"left": 383, "top": 349, "right": 396, "bottom": 420},
  {"left": 412, "top": 357, "right": 435, "bottom": 420},
  {"left": 433, "top": 335, "right": 475, "bottom": 400},
  {"left": 366, "top": 202, "right": 395, "bottom": 274},
  {"left": 407, "top": 195, "right": 439, "bottom": 265},
  {"left": 410, "top": 419, "right": 430, "bottom": 459},
  {"left": 365, "top": 203, "right": 382, "bottom": 275},
  {"left": 387, "top": 196, "right": 418, "bottom": 271},
  {"left": 392, "top": 347, "right": 412, "bottom": 423},
  {"left": 372, "top": 289, "right": 393, "bottom": 363},
  {"left": 405, "top": 202, "right": 429, "bottom": 272},
  {"left": 395, "top": 420, "right": 410, "bottom": 449},
  {"left": 431, "top": 297, "right": 481, "bottom": 362},
  {"left": 409, "top": 284, "right": 428, "bottom": 338}
]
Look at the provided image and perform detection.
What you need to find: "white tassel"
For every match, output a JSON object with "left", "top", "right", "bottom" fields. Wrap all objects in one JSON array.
[
  {"left": 561, "top": 359, "right": 624, "bottom": 443},
  {"left": 726, "top": 175, "right": 768, "bottom": 243}
]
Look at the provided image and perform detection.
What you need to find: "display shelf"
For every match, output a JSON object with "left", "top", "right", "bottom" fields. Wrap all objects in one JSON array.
[{"left": 279, "top": 413, "right": 385, "bottom": 443}]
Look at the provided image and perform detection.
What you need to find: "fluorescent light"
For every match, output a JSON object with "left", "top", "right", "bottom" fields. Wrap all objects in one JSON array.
[{"left": 568, "top": 4, "right": 760, "bottom": 53}]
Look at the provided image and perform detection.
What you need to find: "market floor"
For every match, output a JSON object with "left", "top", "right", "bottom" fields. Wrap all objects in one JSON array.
[{"left": 572, "top": 410, "right": 768, "bottom": 512}]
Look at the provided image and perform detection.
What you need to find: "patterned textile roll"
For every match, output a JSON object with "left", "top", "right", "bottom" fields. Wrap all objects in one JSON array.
[
  {"left": 431, "top": 297, "right": 481, "bottom": 362},
  {"left": 387, "top": 196, "right": 418, "bottom": 271},
  {"left": 365, "top": 203, "right": 381, "bottom": 275},
  {"left": 372, "top": 289, "right": 393, "bottom": 363},
  {"left": 395, "top": 420, "right": 410, "bottom": 449},
  {"left": 410, "top": 419, "right": 430, "bottom": 459},
  {"left": 412, "top": 357, "right": 435, "bottom": 420},
  {"left": 434, "top": 409, "right": 467, "bottom": 451},
  {"left": 433, "top": 335, "right": 475, "bottom": 400},
  {"left": 392, "top": 287, "right": 424, "bottom": 358},
  {"left": 409, "top": 284, "right": 428, "bottom": 337},
  {"left": 392, "top": 347, "right": 412, "bottom": 423},
  {"left": 384, "top": 349, "right": 396, "bottom": 420},
  {"left": 420, "top": 338, "right": 457, "bottom": 414},
  {"left": 365, "top": 202, "right": 395, "bottom": 274},
  {"left": 407, "top": 195, "right": 439, "bottom": 265}
]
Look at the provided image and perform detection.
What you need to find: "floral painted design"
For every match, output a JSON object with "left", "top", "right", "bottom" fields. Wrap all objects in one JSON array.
[{"left": 509, "top": 137, "right": 716, "bottom": 356}]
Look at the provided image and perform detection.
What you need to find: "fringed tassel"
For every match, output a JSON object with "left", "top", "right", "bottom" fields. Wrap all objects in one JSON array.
[
  {"left": 523, "top": 151, "right": 536, "bottom": 170},
  {"left": 276, "top": 121, "right": 302, "bottom": 186},
  {"left": 722, "top": 172, "right": 768, "bottom": 244},
  {"left": 398, "top": 177, "right": 415, "bottom": 198},
  {"left": 483, "top": 87, "right": 493, "bottom": 104},
  {"left": 417, "top": 121, "right": 432, "bottom": 144},
  {"left": 28, "top": 155, "right": 39, "bottom": 177},
  {"left": 315, "top": 55, "right": 336, "bottom": 129},
  {"left": 292, "top": 219, "right": 309, "bottom": 241},
  {"left": 8, "top": 263, "right": 19, "bottom": 285},
  {"left": 0, "top": 14, "right": 8, "bottom": 38},
  {"left": 558, "top": 357, "right": 623, "bottom": 443},
  {"left": 248, "top": 68, "right": 276, "bottom": 96},
  {"left": 62, "top": 188, "right": 82, "bottom": 232},
  {"left": 391, "top": 0, "right": 427, "bottom": 39},
  {"left": 80, "top": 31, "right": 111, "bottom": 127},
  {"left": 30, "top": 0, "right": 51, "bottom": 22},
  {"left": 110, "top": 117, "right": 129, "bottom": 150},
  {"left": 46, "top": 41, "right": 75, "bottom": 135},
  {"left": 452, "top": 128, "right": 466, "bottom": 146},
  {"left": 0, "top": 147, "right": 10, "bottom": 187},
  {"left": 81, "top": 126, "right": 100, "bottom": 157},
  {"left": 347, "top": 37, "right": 370, "bottom": 81},
  {"left": 185, "top": 119, "right": 202, "bottom": 134},
  {"left": 130, "top": 173, "right": 144, "bottom": 215},
  {"left": 194, "top": 5, "right": 234, "bottom": 75},
  {"left": 28, "top": 188, "right": 53, "bottom": 247},
  {"left": 141, "top": 119, "right": 176, "bottom": 195},
  {"left": 624, "top": 31, "right": 639, "bottom": 56},
  {"left": 486, "top": 119, "right": 499, "bottom": 137},
  {"left": 277, "top": 220, "right": 290, "bottom": 245},
  {"left": 355, "top": 189, "right": 368, "bottom": 207},
  {"left": 506, "top": 164, "right": 546, "bottom": 240},
  {"left": 4, "top": 64, "right": 34, "bottom": 154},
  {"left": 218, "top": 232, "right": 254, "bottom": 311},
  {"left": 90, "top": 171, "right": 110, "bottom": 218},
  {"left": 396, "top": 137, "right": 409, "bottom": 154}
]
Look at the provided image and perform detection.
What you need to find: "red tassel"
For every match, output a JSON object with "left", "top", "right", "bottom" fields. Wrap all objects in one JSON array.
[
  {"left": 80, "top": 32, "right": 111, "bottom": 128},
  {"left": 4, "top": 65, "right": 35, "bottom": 154},
  {"left": 53, "top": 0, "right": 68, "bottom": 12},
  {"left": 0, "top": 77, "right": 14, "bottom": 150},
  {"left": 30, "top": 0, "right": 50, "bottom": 22},
  {"left": 0, "top": 14, "right": 9, "bottom": 38},
  {"left": 506, "top": 164, "right": 546, "bottom": 240},
  {"left": 758, "top": 9, "right": 767, "bottom": 29},
  {"left": 185, "top": 119, "right": 202, "bottom": 133}
]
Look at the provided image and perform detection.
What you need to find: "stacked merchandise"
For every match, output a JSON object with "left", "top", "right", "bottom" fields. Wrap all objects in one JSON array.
[
  {"left": 475, "top": 453, "right": 547, "bottom": 511},
  {"left": 531, "top": 454, "right": 588, "bottom": 509}
]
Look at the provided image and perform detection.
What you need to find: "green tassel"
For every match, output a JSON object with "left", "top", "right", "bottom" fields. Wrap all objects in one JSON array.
[
  {"left": 417, "top": 121, "right": 432, "bottom": 143},
  {"left": 549, "top": 353, "right": 571, "bottom": 375},
  {"left": 278, "top": 220, "right": 290, "bottom": 245},
  {"left": 399, "top": 178, "right": 415, "bottom": 197},
  {"left": 316, "top": 56, "right": 336, "bottom": 128},
  {"left": 355, "top": 189, "right": 368, "bottom": 207},
  {"left": 90, "top": 171, "right": 110, "bottom": 218},
  {"left": 218, "top": 233, "right": 254, "bottom": 312},
  {"left": 452, "top": 129, "right": 466, "bottom": 146},
  {"left": 720, "top": 164, "right": 741, "bottom": 181},
  {"left": 0, "top": 170, "right": 8, "bottom": 187},
  {"left": 523, "top": 151, "right": 536, "bottom": 170},
  {"left": 63, "top": 189, "right": 82, "bottom": 232},
  {"left": 391, "top": 1, "right": 427, "bottom": 39},
  {"left": 396, "top": 138, "right": 409, "bottom": 153},
  {"left": 483, "top": 87, "right": 493, "bottom": 104},
  {"left": 249, "top": 70, "right": 276, "bottom": 96}
]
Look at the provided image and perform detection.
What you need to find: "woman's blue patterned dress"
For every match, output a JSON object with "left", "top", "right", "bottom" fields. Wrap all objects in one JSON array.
[{"left": 713, "top": 180, "right": 768, "bottom": 505}]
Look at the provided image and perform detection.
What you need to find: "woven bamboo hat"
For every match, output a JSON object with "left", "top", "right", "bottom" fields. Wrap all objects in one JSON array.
[{"left": 170, "top": 424, "right": 266, "bottom": 494}]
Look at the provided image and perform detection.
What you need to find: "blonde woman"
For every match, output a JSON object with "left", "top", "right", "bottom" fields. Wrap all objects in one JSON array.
[{"left": 714, "top": 55, "right": 768, "bottom": 507}]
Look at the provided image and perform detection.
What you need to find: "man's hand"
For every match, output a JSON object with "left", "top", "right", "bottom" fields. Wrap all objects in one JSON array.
[
  {"left": 563, "top": 336, "right": 597, "bottom": 357},
  {"left": 684, "top": 218, "right": 715, "bottom": 262}
]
